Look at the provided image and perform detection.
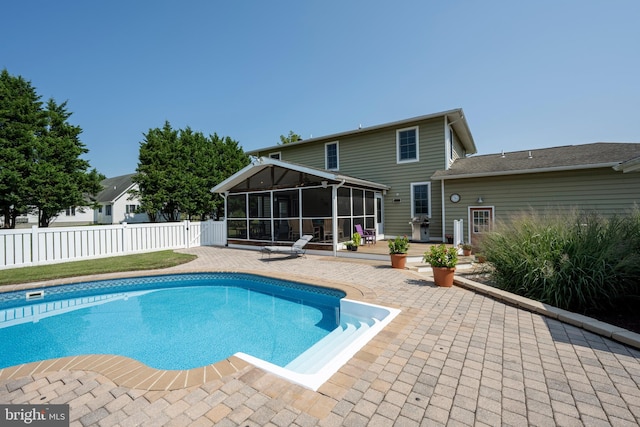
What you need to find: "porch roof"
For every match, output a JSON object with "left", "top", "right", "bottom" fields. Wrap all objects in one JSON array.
[{"left": 211, "top": 157, "right": 390, "bottom": 193}]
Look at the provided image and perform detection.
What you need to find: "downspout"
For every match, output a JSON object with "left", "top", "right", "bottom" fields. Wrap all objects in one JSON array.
[
  {"left": 441, "top": 180, "right": 446, "bottom": 243},
  {"left": 332, "top": 179, "right": 346, "bottom": 257}
]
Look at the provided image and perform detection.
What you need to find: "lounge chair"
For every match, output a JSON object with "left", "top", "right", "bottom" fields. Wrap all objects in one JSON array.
[
  {"left": 355, "top": 224, "right": 376, "bottom": 245},
  {"left": 261, "top": 235, "right": 313, "bottom": 258}
]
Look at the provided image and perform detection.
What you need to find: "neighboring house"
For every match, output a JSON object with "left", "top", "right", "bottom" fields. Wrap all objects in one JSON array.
[
  {"left": 212, "top": 108, "right": 640, "bottom": 252},
  {"left": 94, "top": 174, "right": 149, "bottom": 224},
  {"left": 9, "top": 173, "right": 148, "bottom": 227}
]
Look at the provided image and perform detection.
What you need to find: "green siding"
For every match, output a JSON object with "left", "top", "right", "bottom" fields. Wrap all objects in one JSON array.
[
  {"left": 257, "top": 117, "right": 449, "bottom": 238},
  {"left": 442, "top": 168, "right": 640, "bottom": 239}
]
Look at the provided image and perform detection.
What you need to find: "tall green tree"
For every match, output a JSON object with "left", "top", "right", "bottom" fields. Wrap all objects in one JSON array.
[
  {"left": 132, "top": 122, "right": 249, "bottom": 221},
  {"left": 0, "top": 69, "right": 103, "bottom": 228},
  {"left": 279, "top": 130, "right": 302, "bottom": 145},
  {"left": 0, "top": 69, "right": 44, "bottom": 228},
  {"left": 29, "top": 99, "right": 104, "bottom": 227}
]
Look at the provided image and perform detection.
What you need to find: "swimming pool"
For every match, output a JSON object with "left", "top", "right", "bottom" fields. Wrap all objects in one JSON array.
[{"left": 0, "top": 273, "right": 399, "bottom": 390}]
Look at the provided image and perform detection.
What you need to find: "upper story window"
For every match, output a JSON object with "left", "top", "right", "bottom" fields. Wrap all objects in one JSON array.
[
  {"left": 269, "top": 152, "right": 281, "bottom": 160},
  {"left": 411, "top": 182, "right": 431, "bottom": 217},
  {"left": 397, "top": 126, "right": 419, "bottom": 163},
  {"left": 325, "top": 141, "right": 339, "bottom": 170},
  {"left": 65, "top": 207, "right": 76, "bottom": 216},
  {"left": 448, "top": 126, "right": 455, "bottom": 163},
  {"left": 126, "top": 204, "right": 137, "bottom": 214}
]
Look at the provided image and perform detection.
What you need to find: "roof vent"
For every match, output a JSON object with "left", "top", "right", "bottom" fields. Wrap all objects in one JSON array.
[
  {"left": 501, "top": 150, "right": 505, "bottom": 158},
  {"left": 528, "top": 151, "right": 532, "bottom": 159}
]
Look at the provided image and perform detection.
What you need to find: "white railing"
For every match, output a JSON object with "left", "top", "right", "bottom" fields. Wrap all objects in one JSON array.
[
  {"left": 0, "top": 220, "right": 227, "bottom": 270},
  {"left": 453, "top": 219, "right": 464, "bottom": 246}
]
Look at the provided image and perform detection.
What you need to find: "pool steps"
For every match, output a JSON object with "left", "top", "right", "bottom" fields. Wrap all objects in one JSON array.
[{"left": 285, "top": 314, "right": 374, "bottom": 373}]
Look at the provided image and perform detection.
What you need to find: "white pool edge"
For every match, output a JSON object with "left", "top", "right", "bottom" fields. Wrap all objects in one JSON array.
[{"left": 235, "top": 298, "right": 401, "bottom": 391}]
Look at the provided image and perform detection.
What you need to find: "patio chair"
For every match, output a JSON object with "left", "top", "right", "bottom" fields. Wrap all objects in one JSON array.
[
  {"left": 355, "top": 224, "right": 376, "bottom": 245},
  {"left": 261, "top": 235, "right": 313, "bottom": 258}
]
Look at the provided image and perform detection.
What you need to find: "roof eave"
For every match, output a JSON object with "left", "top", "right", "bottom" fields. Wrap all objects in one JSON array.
[
  {"left": 247, "top": 108, "right": 468, "bottom": 155},
  {"left": 431, "top": 162, "right": 621, "bottom": 180}
]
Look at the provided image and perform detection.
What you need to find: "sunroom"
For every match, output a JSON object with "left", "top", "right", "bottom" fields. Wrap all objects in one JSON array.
[{"left": 211, "top": 157, "right": 389, "bottom": 254}]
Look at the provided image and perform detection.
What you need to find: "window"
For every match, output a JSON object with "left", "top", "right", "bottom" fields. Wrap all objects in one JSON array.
[
  {"left": 65, "top": 207, "right": 75, "bottom": 216},
  {"left": 269, "top": 152, "right": 281, "bottom": 160},
  {"left": 126, "top": 204, "right": 137, "bottom": 214},
  {"left": 325, "top": 141, "right": 339, "bottom": 170},
  {"left": 449, "top": 126, "right": 455, "bottom": 163},
  {"left": 397, "top": 126, "right": 419, "bottom": 163},
  {"left": 411, "top": 182, "right": 431, "bottom": 217},
  {"left": 105, "top": 205, "right": 112, "bottom": 216}
]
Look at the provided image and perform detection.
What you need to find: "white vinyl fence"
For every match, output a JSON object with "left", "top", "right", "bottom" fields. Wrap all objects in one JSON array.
[
  {"left": 453, "top": 219, "right": 464, "bottom": 246},
  {"left": 0, "top": 220, "right": 226, "bottom": 270}
]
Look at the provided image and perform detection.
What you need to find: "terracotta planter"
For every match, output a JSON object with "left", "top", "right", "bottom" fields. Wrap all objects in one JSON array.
[
  {"left": 463, "top": 249, "right": 472, "bottom": 256},
  {"left": 432, "top": 266, "right": 455, "bottom": 287},
  {"left": 390, "top": 253, "right": 407, "bottom": 269}
]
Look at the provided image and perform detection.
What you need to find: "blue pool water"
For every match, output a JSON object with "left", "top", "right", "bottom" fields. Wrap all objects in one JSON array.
[{"left": 0, "top": 273, "right": 345, "bottom": 370}]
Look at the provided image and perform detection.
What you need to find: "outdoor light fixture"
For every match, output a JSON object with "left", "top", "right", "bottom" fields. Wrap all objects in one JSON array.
[
  {"left": 477, "top": 196, "right": 484, "bottom": 204},
  {"left": 321, "top": 180, "right": 328, "bottom": 188}
]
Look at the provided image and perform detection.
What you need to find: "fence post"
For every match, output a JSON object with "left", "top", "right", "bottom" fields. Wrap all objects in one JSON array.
[
  {"left": 185, "top": 220, "right": 190, "bottom": 248},
  {"left": 121, "top": 222, "right": 128, "bottom": 254},
  {"left": 31, "top": 225, "right": 39, "bottom": 265}
]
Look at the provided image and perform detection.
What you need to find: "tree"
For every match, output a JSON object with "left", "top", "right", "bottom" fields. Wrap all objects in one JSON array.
[
  {"left": 132, "top": 122, "right": 249, "bottom": 222},
  {"left": 0, "top": 69, "right": 44, "bottom": 228},
  {"left": 29, "top": 99, "right": 104, "bottom": 227},
  {"left": 279, "top": 130, "right": 302, "bottom": 145},
  {"left": 0, "top": 69, "right": 103, "bottom": 228}
]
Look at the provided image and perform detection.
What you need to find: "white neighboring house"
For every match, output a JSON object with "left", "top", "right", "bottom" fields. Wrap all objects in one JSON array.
[
  {"left": 11, "top": 173, "right": 149, "bottom": 227},
  {"left": 94, "top": 173, "right": 149, "bottom": 224}
]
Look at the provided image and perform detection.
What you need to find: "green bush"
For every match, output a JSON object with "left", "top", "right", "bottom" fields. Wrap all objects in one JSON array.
[{"left": 478, "top": 209, "right": 640, "bottom": 312}]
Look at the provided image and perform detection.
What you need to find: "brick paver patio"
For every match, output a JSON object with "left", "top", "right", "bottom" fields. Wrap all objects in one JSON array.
[{"left": 1, "top": 246, "right": 639, "bottom": 426}]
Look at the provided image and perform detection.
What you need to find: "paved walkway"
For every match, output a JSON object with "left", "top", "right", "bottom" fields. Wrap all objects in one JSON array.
[{"left": 1, "top": 247, "right": 640, "bottom": 426}]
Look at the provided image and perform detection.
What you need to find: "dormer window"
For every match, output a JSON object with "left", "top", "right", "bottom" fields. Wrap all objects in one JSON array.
[{"left": 397, "top": 126, "right": 419, "bottom": 163}]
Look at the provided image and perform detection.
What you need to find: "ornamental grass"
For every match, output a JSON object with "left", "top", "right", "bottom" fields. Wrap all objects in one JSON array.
[{"left": 478, "top": 208, "right": 640, "bottom": 312}]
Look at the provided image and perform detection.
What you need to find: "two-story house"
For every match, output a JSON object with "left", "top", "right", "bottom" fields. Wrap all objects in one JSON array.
[
  {"left": 212, "top": 109, "right": 475, "bottom": 251},
  {"left": 212, "top": 108, "right": 640, "bottom": 252}
]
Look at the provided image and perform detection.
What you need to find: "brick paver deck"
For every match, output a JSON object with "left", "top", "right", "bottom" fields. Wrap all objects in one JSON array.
[{"left": 1, "top": 246, "right": 639, "bottom": 426}]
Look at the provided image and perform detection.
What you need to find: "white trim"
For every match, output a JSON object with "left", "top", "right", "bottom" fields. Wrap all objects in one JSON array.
[
  {"left": 396, "top": 126, "right": 419, "bottom": 164},
  {"left": 410, "top": 182, "right": 431, "bottom": 218},
  {"left": 325, "top": 141, "right": 339, "bottom": 170}
]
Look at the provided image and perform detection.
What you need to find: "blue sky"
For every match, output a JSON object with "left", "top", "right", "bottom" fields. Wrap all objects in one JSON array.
[{"left": 2, "top": 1, "right": 639, "bottom": 177}]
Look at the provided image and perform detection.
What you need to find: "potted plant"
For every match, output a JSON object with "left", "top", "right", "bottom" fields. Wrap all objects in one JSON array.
[
  {"left": 461, "top": 243, "right": 472, "bottom": 256},
  {"left": 344, "top": 241, "right": 354, "bottom": 251},
  {"left": 423, "top": 244, "right": 458, "bottom": 287},
  {"left": 351, "top": 232, "right": 361, "bottom": 250},
  {"left": 388, "top": 235, "right": 410, "bottom": 269}
]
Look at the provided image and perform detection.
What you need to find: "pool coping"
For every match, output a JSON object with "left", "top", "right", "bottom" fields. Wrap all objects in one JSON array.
[{"left": 0, "top": 269, "right": 391, "bottom": 391}]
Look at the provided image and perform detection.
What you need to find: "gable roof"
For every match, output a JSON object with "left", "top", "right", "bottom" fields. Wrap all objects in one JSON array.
[
  {"left": 96, "top": 173, "right": 136, "bottom": 203},
  {"left": 211, "top": 157, "right": 389, "bottom": 193},
  {"left": 247, "top": 108, "right": 477, "bottom": 156},
  {"left": 431, "top": 142, "right": 640, "bottom": 180}
]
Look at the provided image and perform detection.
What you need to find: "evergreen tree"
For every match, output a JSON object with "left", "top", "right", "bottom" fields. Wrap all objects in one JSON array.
[
  {"left": 0, "top": 69, "right": 44, "bottom": 228},
  {"left": 132, "top": 122, "right": 249, "bottom": 221},
  {"left": 30, "top": 99, "right": 104, "bottom": 227}
]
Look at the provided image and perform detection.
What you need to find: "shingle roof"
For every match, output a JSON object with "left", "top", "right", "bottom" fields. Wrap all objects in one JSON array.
[
  {"left": 431, "top": 142, "right": 640, "bottom": 180},
  {"left": 96, "top": 173, "right": 136, "bottom": 203}
]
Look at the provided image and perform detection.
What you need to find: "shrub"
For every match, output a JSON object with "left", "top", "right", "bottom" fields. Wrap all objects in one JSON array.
[
  {"left": 423, "top": 244, "right": 458, "bottom": 268},
  {"left": 478, "top": 208, "right": 640, "bottom": 312},
  {"left": 388, "top": 235, "right": 410, "bottom": 254}
]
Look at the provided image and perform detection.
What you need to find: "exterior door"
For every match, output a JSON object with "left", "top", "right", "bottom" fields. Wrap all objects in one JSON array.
[{"left": 469, "top": 207, "right": 493, "bottom": 247}]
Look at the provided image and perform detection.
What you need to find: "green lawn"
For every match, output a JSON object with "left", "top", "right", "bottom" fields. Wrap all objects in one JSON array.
[{"left": 0, "top": 250, "right": 198, "bottom": 286}]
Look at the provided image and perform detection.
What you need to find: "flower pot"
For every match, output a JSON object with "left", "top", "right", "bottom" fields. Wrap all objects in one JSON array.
[
  {"left": 463, "top": 249, "right": 472, "bottom": 256},
  {"left": 432, "top": 266, "right": 455, "bottom": 287},
  {"left": 390, "top": 253, "right": 407, "bottom": 269},
  {"left": 350, "top": 246, "right": 358, "bottom": 251}
]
